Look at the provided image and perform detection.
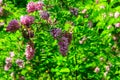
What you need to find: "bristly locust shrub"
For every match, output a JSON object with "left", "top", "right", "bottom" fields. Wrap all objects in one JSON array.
[{"left": 1, "top": 0, "right": 120, "bottom": 80}]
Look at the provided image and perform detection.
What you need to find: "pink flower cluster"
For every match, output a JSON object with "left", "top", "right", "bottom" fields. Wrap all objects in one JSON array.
[
  {"left": 4, "top": 52, "right": 14, "bottom": 71},
  {"left": 16, "top": 59, "right": 24, "bottom": 68},
  {"left": 0, "top": 0, "right": 2, "bottom": 5},
  {"left": 20, "top": 15, "right": 34, "bottom": 27},
  {"left": 4, "top": 57, "right": 12, "bottom": 71},
  {"left": 25, "top": 42, "right": 35, "bottom": 60},
  {"left": 6, "top": 20, "right": 20, "bottom": 32},
  {"left": 27, "top": 1, "right": 44, "bottom": 13}
]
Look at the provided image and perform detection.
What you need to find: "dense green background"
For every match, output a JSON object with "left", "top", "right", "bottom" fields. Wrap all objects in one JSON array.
[{"left": 0, "top": 0, "right": 120, "bottom": 79}]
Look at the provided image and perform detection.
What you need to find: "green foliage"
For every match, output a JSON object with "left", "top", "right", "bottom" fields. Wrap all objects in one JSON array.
[{"left": 1, "top": 0, "right": 120, "bottom": 80}]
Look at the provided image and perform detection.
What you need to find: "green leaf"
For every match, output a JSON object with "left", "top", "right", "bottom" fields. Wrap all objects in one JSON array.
[{"left": 60, "top": 68, "right": 70, "bottom": 72}]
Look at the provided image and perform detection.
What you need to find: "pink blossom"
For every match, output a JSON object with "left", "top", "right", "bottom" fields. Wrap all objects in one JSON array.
[
  {"left": 27, "top": 2, "right": 36, "bottom": 13},
  {"left": 16, "top": 59, "right": 24, "bottom": 68},
  {"left": 4, "top": 63, "right": 12, "bottom": 71},
  {"left": 5, "top": 57, "right": 12, "bottom": 64},
  {"left": 0, "top": 0, "right": 2, "bottom": 5},
  {"left": 35, "top": 1, "right": 44, "bottom": 10},
  {"left": 114, "top": 12, "right": 119, "bottom": 18},
  {"left": 109, "top": 12, "right": 113, "bottom": 17},
  {"left": 20, "top": 15, "right": 34, "bottom": 27},
  {"left": 25, "top": 43, "right": 35, "bottom": 60},
  {"left": 82, "top": 9, "right": 87, "bottom": 14},
  {"left": 10, "top": 52, "right": 15, "bottom": 58},
  {"left": 115, "top": 23, "right": 120, "bottom": 28},
  {"left": 105, "top": 66, "right": 110, "bottom": 72},
  {"left": 94, "top": 67, "right": 100, "bottom": 73},
  {"left": 104, "top": 71, "right": 108, "bottom": 77}
]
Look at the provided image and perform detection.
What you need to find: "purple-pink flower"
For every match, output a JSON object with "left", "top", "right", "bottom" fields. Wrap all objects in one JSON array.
[
  {"left": 35, "top": 1, "right": 44, "bottom": 10},
  {"left": 16, "top": 59, "right": 24, "bottom": 68},
  {"left": 51, "top": 28, "right": 62, "bottom": 39},
  {"left": 58, "top": 37, "right": 69, "bottom": 56},
  {"left": 4, "top": 63, "right": 12, "bottom": 71},
  {"left": 25, "top": 42, "right": 35, "bottom": 60},
  {"left": 27, "top": 2, "right": 36, "bottom": 13},
  {"left": 20, "top": 15, "right": 34, "bottom": 27},
  {"left": 40, "top": 11, "right": 50, "bottom": 20},
  {"left": 5, "top": 57, "right": 12, "bottom": 64},
  {"left": 70, "top": 8, "right": 78, "bottom": 16},
  {"left": 4, "top": 57, "right": 12, "bottom": 71},
  {"left": 6, "top": 20, "right": 20, "bottom": 32}
]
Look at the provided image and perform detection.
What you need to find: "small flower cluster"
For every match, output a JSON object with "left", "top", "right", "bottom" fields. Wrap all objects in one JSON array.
[
  {"left": 27, "top": 1, "right": 44, "bottom": 13},
  {"left": 6, "top": 20, "right": 20, "bottom": 32},
  {"left": 4, "top": 52, "right": 24, "bottom": 71},
  {"left": 4, "top": 52, "right": 14, "bottom": 71},
  {"left": 16, "top": 59, "right": 24, "bottom": 68},
  {"left": 25, "top": 42, "right": 35, "bottom": 60},
  {"left": 70, "top": 8, "right": 78, "bottom": 16},
  {"left": 51, "top": 28, "right": 72, "bottom": 56}
]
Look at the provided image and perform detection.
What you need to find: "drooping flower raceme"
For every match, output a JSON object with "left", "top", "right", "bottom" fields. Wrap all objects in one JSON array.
[
  {"left": 27, "top": 2, "right": 36, "bottom": 13},
  {"left": 6, "top": 20, "right": 20, "bottom": 32},
  {"left": 20, "top": 15, "right": 34, "bottom": 27},
  {"left": 25, "top": 43, "right": 35, "bottom": 60},
  {"left": 16, "top": 59, "right": 24, "bottom": 68},
  {"left": 58, "top": 37, "right": 69, "bottom": 56}
]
